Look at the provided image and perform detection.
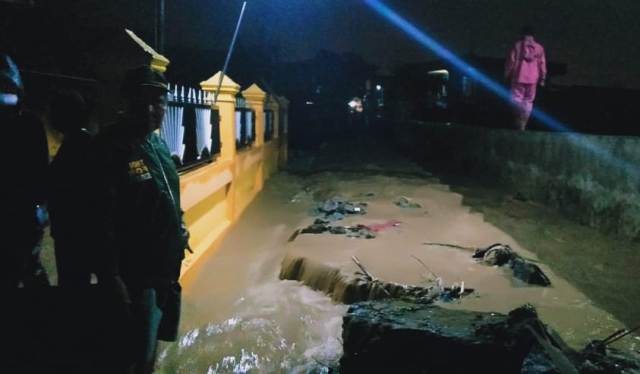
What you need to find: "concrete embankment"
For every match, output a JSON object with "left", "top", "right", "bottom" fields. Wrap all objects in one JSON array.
[{"left": 392, "top": 121, "right": 640, "bottom": 240}]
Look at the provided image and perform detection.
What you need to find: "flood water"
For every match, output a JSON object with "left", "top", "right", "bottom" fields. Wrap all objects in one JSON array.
[
  {"left": 156, "top": 150, "right": 639, "bottom": 373},
  {"left": 158, "top": 174, "right": 348, "bottom": 373}
]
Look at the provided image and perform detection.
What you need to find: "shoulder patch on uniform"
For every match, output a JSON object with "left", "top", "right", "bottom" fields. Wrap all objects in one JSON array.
[{"left": 128, "top": 159, "right": 152, "bottom": 182}]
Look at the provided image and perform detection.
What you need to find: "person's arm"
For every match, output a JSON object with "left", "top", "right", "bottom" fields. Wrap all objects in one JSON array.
[
  {"left": 178, "top": 209, "right": 192, "bottom": 254},
  {"left": 19, "top": 112, "right": 50, "bottom": 206},
  {"left": 89, "top": 141, "right": 121, "bottom": 276},
  {"left": 539, "top": 46, "right": 548, "bottom": 86},
  {"left": 505, "top": 43, "right": 518, "bottom": 81},
  {"left": 89, "top": 140, "right": 131, "bottom": 304},
  {"left": 29, "top": 115, "right": 51, "bottom": 228}
]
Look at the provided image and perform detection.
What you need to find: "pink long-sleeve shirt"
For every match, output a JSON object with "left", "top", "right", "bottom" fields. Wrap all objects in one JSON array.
[{"left": 505, "top": 36, "right": 547, "bottom": 84}]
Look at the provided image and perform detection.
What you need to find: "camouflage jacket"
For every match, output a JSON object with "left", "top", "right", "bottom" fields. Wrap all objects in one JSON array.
[{"left": 92, "top": 125, "right": 187, "bottom": 284}]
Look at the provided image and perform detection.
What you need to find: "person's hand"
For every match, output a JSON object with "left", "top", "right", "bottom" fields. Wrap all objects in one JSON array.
[
  {"left": 539, "top": 79, "right": 546, "bottom": 87},
  {"left": 180, "top": 222, "right": 193, "bottom": 253}
]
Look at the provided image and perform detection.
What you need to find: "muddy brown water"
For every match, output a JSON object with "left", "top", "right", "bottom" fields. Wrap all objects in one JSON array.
[{"left": 152, "top": 168, "right": 638, "bottom": 373}]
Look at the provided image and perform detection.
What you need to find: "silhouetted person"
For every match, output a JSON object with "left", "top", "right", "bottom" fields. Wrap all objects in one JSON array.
[
  {"left": 47, "top": 90, "right": 94, "bottom": 287},
  {"left": 91, "top": 66, "right": 189, "bottom": 373},
  {"left": 0, "top": 54, "right": 50, "bottom": 288},
  {"left": 505, "top": 26, "right": 547, "bottom": 130}
]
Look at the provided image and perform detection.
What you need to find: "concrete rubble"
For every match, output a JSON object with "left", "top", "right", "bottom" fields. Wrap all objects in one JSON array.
[{"left": 340, "top": 301, "right": 640, "bottom": 374}]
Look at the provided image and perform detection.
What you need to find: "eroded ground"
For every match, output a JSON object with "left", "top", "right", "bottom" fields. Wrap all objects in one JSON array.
[{"left": 39, "top": 140, "right": 640, "bottom": 372}]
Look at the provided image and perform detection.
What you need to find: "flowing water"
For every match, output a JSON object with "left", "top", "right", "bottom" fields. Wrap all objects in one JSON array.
[
  {"left": 157, "top": 162, "right": 639, "bottom": 373},
  {"left": 157, "top": 174, "right": 348, "bottom": 373}
]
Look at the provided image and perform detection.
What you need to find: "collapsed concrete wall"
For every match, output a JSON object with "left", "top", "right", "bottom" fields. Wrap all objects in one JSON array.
[{"left": 392, "top": 122, "right": 640, "bottom": 240}]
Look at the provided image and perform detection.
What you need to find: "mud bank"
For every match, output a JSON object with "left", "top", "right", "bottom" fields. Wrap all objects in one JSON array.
[
  {"left": 392, "top": 121, "right": 640, "bottom": 241},
  {"left": 446, "top": 177, "right": 640, "bottom": 332}
]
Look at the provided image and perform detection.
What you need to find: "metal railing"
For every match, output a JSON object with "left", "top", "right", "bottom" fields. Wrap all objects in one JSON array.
[
  {"left": 160, "top": 84, "right": 220, "bottom": 171},
  {"left": 264, "top": 109, "right": 274, "bottom": 142},
  {"left": 235, "top": 96, "right": 255, "bottom": 150}
]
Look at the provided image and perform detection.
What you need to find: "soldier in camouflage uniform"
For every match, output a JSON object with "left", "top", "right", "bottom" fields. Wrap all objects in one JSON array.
[{"left": 91, "top": 65, "right": 189, "bottom": 373}]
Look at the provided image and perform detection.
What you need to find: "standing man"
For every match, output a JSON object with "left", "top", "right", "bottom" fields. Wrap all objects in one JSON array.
[
  {"left": 505, "top": 26, "right": 547, "bottom": 131},
  {"left": 48, "top": 90, "right": 94, "bottom": 287},
  {"left": 92, "top": 65, "right": 189, "bottom": 373},
  {"left": 0, "top": 54, "right": 50, "bottom": 288}
]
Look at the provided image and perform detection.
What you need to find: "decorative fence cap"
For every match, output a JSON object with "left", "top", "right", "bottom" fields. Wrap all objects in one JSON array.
[
  {"left": 200, "top": 71, "right": 241, "bottom": 93},
  {"left": 168, "top": 83, "right": 212, "bottom": 105}
]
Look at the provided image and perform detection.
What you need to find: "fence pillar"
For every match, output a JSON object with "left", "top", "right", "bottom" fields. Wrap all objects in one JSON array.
[
  {"left": 242, "top": 84, "right": 267, "bottom": 147},
  {"left": 200, "top": 72, "right": 240, "bottom": 162},
  {"left": 266, "top": 95, "right": 280, "bottom": 140},
  {"left": 278, "top": 96, "right": 290, "bottom": 165},
  {"left": 278, "top": 95, "right": 290, "bottom": 137}
]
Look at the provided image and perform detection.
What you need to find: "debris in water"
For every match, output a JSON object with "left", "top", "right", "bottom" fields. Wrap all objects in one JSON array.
[
  {"left": 346, "top": 225, "right": 376, "bottom": 239},
  {"left": 296, "top": 221, "right": 376, "bottom": 240},
  {"left": 350, "top": 256, "right": 473, "bottom": 303},
  {"left": 288, "top": 229, "right": 301, "bottom": 243},
  {"left": 280, "top": 255, "right": 473, "bottom": 306},
  {"left": 356, "top": 192, "right": 376, "bottom": 198},
  {"left": 597, "top": 325, "right": 640, "bottom": 347},
  {"left": 313, "top": 197, "right": 368, "bottom": 221},
  {"left": 474, "top": 244, "right": 551, "bottom": 286},
  {"left": 423, "top": 242, "right": 551, "bottom": 286},
  {"left": 475, "top": 243, "right": 513, "bottom": 266},
  {"left": 293, "top": 219, "right": 398, "bottom": 242},
  {"left": 301, "top": 223, "right": 329, "bottom": 234},
  {"left": 422, "top": 242, "right": 475, "bottom": 251},
  {"left": 394, "top": 196, "right": 422, "bottom": 209},
  {"left": 326, "top": 211, "right": 345, "bottom": 221},
  {"left": 352, "top": 256, "right": 379, "bottom": 283},
  {"left": 410, "top": 254, "right": 439, "bottom": 282},
  {"left": 329, "top": 226, "right": 348, "bottom": 235},
  {"left": 363, "top": 220, "right": 401, "bottom": 233}
]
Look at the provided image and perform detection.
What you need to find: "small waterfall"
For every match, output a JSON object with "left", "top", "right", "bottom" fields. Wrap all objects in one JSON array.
[
  {"left": 279, "top": 255, "right": 351, "bottom": 303},
  {"left": 279, "top": 255, "right": 463, "bottom": 305}
]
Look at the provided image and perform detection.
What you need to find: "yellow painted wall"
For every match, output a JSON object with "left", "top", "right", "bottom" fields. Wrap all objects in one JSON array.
[
  {"left": 232, "top": 146, "right": 263, "bottom": 220},
  {"left": 263, "top": 139, "right": 281, "bottom": 178},
  {"left": 178, "top": 133, "right": 287, "bottom": 277},
  {"left": 179, "top": 77, "right": 288, "bottom": 277},
  {"left": 179, "top": 159, "right": 234, "bottom": 273}
]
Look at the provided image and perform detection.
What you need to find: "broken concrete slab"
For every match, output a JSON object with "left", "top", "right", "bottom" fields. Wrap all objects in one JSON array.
[{"left": 340, "top": 301, "right": 640, "bottom": 374}]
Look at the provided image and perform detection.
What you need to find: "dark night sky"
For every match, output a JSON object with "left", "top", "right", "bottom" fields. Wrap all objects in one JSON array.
[
  {"left": 8, "top": 0, "right": 640, "bottom": 89},
  {"left": 163, "top": 0, "right": 639, "bottom": 88}
]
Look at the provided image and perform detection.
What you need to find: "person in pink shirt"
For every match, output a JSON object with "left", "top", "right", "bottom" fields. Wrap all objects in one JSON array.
[{"left": 505, "top": 26, "right": 547, "bottom": 130}]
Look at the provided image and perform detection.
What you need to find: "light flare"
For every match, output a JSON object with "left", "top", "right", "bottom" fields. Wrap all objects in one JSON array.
[{"left": 363, "top": 0, "right": 639, "bottom": 175}]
